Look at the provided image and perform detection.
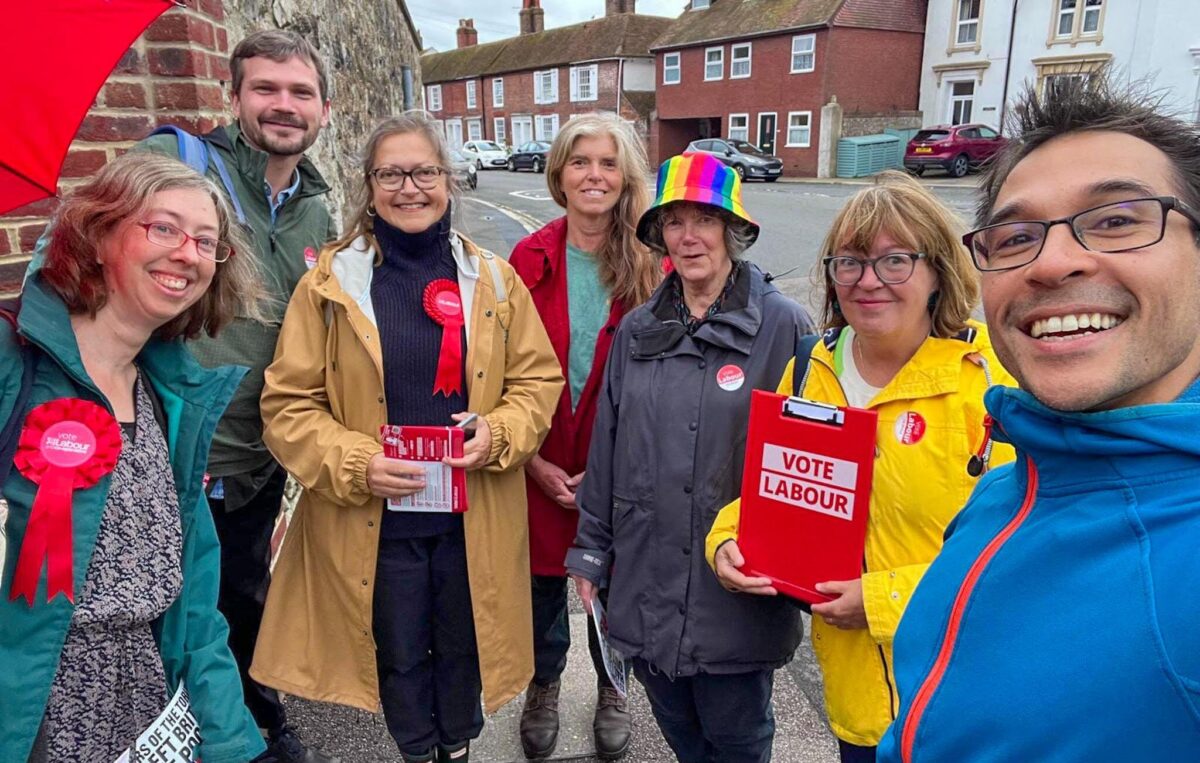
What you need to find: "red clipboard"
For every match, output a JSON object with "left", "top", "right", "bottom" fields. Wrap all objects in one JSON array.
[{"left": 737, "top": 390, "right": 877, "bottom": 604}]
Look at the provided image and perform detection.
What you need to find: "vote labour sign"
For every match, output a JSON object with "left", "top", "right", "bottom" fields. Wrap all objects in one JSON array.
[{"left": 738, "top": 391, "right": 877, "bottom": 604}]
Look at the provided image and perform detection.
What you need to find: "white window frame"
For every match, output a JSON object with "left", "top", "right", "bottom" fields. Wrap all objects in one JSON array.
[
  {"left": 492, "top": 77, "right": 504, "bottom": 107},
  {"left": 493, "top": 117, "right": 506, "bottom": 145},
  {"left": 704, "top": 46, "right": 724, "bottom": 81},
  {"left": 947, "top": 79, "right": 975, "bottom": 125},
  {"left": 467, "top": 118, "right": 483, "bottom": 141},
  {"left": 663, "top": 52, "right": 681, "bottom": 85},
  {"left": 728, "top": 113, "right": 749, "bottom": 142},
  {"left": 955, "top": 0, "right": 980, "bottom": 46},
  {"left": 1081, "top": 0, "right": 1102, "bottom": 34},
  {"left": 790, "top": 34, "right": 816, "bottom": 74},
  {"left": 445, "top": 118, "right": 463, "bottom": 150},
  {"left": 534, "top": 69, "right": 559, "bottom": 104},
  {"left": 1055, "top": 0, "right": 1103, "bottom": 39},
  {"left": 785, "top": 111, "right": 811, "bottom": 148},
  {"left": 465, "top": 80, "right": 477, "bottom": 110},
  {"left": 570, "top": 64, "right": 599, "bottom": 102},
  {"left": 427, "top": 84, "right": 442, "bottom": 112},
  {"left": 433, "top": 119, "right": 445, "bottom": 139},
  {"left": 511, "top": 115, "right": 533, "bottom": 147},
  {"left": 692, "top": 0, "right": 710, "bottom": 8},
  {"left": 1055, "top": 0, "right": 1077, "bottom": 37},
  {"left": 535, "top": 113, "right": 560, "bottom": 141},
  {"left": 730, "top": 43, "right": 752, "bottom": 79}
]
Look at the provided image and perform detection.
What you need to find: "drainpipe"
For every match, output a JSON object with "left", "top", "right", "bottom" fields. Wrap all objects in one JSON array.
[
  {"left": 617, "top": 58, "right": 624, "bottom": 115},
  {"left": 998, "top": 0, "right": 1019, "bottom": 131},
  {"left": 402, "top": 66, "right": 415, "bottom": 110}
]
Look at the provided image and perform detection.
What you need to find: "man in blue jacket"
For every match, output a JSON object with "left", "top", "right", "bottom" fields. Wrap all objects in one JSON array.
[{"left": 879, "top": 78, "right": 1200, "bottom": 762}]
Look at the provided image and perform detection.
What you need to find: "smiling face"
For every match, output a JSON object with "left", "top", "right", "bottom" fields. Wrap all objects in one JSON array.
[
  {"left": 981, "top": 130, "right": 1200, "bottom": 411},
  {"left": 231, "top": 55, "right": 330, "bottom": 157},
  {"left": 661, "top": 202, "right": 731, "bottom": 289},
  {"left": 99, "top": 188, "right": 219, "bottom": 335},
  {"left": 370, "top": 131, "right": 450, "bottom": 234},
  {"left": 833, "top": 230, "right": 939, "bottom": 344},
  {"left": 561, "top": 134, "right": 624, "bottom": 220}
]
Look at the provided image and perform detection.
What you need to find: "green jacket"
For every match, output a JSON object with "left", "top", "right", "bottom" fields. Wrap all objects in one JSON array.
[
  {"left": 139, "top": 124, "right": 337, "bottom": 507},
  {"left": 0, "top": 275, "right": 265, "bottom": 763}
]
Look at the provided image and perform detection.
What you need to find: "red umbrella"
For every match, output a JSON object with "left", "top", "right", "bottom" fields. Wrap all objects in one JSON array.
[{"left": 0, "top": 0, "right": 175, "bottom": 215}]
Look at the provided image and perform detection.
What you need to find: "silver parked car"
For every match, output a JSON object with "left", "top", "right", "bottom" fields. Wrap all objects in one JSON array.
[
  {"left": 449, "top": 149, "right": 478, "bottom": 190},
  {"left": 685, "top": 138, "right": 783, "bottom": 182}
]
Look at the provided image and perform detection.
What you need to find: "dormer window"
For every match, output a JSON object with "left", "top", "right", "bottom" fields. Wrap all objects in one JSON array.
[{"left": 692, "top": 0, "right": 710, "bottom": 9}]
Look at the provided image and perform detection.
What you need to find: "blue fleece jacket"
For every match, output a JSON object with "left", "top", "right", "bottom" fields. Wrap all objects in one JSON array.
[{"left": 879, "top": 381, "right": 1200, "bottom": 762}]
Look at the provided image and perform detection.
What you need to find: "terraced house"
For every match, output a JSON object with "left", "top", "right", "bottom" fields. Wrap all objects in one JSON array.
[
  {"left": 650, "top": 0, "right": 927, "bottom": 176},
  {"left": 419, "top": 0, "right": 671, "bottom": 152}
]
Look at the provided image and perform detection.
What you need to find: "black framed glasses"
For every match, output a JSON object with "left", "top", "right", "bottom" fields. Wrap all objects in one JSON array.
[
  {"left": 964, "top": 196, "right": 1200, "bottom": 272},
  {"left": 369, "top": 165, "right": 446, "bottom": 191},
  {"left": 823, "top": 252, "right": 927, "bottom": 286},
  {"left": 136, "top": 221, "right": 233, "bottom": 263}
]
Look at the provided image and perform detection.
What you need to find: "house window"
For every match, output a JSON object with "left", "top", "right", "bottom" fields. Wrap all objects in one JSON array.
[
  {"left": 467, "top": 118, "right": 482, "bottom": 141},
  {"left": 956, "top": 0, "right": 980, "bottom": 45},
  {"left": 948, "top": 80, "right": 975, "bottom": 124},
  {"left": 466, "top": 81, "right": 477, "bottom": 110},
  {"left": 1043, "top": 72, "right": 1091, "bottom": 102},
  {"left": 728, "top": 113, "right": 749, "bottom": 142},
  {"left": 692, "top": 0, "right": 710, "bottom": 8},
  {"left": 571, "top": 65, "right": 599, "bottom": 102},
  {"left": 445, "top": 119, "right": 463, "bottom": 150},
  {"left": 731, "top": 43, "right": 752, "bottom": 79},
  {"left": 534, "top": 70, "right": 558, "bottom": 104},
  {"left": 535, "top": 114, "right": 560, "bottom": 141},
  {"left": 427, "top": 85, "right": 442, "bottom": 112},
  {"left": 494, "top": 117, "right": 506, "bottom": 145},
  {"left": 705, "top": 47, "right": 724, "bottom": 81},
  {"left": 492, "top": 78, "right": 505, "bottom": 107},
  {"left": 785, "top": 111, "right": 812, "bottom": 147},
  {"left": 1056, "top": 0, "right": 1103, "bottom": 39},
  {"left": 512, "top": 115, "right": 533, "bottom": 146},
  {"left": 663, "top": 52, "right": 681, "bottom": 85},
  {"left": 791, "top": 35, "right": 816, "bottom": 73}
]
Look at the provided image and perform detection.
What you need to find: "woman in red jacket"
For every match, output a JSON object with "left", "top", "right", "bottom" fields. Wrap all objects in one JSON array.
[{"left": 508, "top": 112, "right": 659, "bottom": 761}]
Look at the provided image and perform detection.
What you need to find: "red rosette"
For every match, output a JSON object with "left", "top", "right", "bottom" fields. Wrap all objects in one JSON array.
[
  {"left": 423, "top": 279, "right": 466, "bottom": 397},
  {"left": 9, "top": 398, "right": 122, "bottom": 605}
]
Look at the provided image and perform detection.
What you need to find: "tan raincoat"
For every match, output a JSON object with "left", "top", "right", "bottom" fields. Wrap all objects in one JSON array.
[{"left": 250, "top": 232, "right": 563, "bottom": 714}]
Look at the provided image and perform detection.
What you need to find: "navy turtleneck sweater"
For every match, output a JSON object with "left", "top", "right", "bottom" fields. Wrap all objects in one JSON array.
[{"left": 372, "top": 210, "right": 465, "bottom": 538}]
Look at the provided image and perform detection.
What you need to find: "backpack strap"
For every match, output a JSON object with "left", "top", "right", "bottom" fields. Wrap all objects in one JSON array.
[
  {"left": 791, "top": 333, "right": 821, "bottom": 397},
  {"left": 0, "top": 302, "right": 35, "bottom": 490},
  {"left": 148, "top": 126, "right": 247, "bottom": 225},
  {"left": 478, "top": 248, "right": 510, "bottom": 343}
]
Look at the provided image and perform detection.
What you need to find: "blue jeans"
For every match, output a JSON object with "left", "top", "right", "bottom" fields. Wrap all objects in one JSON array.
[
  {"left": 530, "top": 574, "right": 610, "bottom": 687},
  {"left": 634, "top": 659, "right": 775, "bottom": 763}
]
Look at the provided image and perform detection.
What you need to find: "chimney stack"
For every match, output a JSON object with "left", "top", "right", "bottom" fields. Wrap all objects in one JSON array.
[
  {"left": 606, "top": 0, "right": 636, "bottom": 14},
  {"left": 520, "top": 0, "right": 545, "bottom": 35},
  {"left": 456, "top": 18, "right": 478, "bottom": 48}
]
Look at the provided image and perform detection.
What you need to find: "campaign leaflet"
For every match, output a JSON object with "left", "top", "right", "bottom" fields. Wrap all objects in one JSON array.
[
  {"left": 380, "top": 425, "right": 468, "bottom": 513},
  {"left": 0, "top": 497, "right": 7, "bottom": 591},
  {"left": 113, "top": 683, "right": 200, "bottom": 763},
  {"left": 589, "top": 597, "right": 630, "bottom": 699}
]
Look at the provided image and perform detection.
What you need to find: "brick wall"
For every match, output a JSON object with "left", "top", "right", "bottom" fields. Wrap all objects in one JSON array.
[{"left": 0, "top": 1, "right": 230, "bottom": 294}]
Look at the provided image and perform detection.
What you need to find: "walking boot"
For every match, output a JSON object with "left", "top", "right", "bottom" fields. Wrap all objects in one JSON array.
[
  {"left": 519, "top": 679, "right": 561, "bottom": 760},
  {"left": 592, "top": 686, "right": 631, "bottom": 761},
  {"left": 436, "top": 741, "right": 469, "bottom": 762}
]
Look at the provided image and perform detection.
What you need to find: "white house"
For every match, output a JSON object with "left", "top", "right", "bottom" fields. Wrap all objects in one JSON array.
[{"left": 920, "top": 0, "right": 1200, "bottom": 130}]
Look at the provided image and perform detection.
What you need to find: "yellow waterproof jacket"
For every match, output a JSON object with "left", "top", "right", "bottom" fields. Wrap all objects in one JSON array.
[{"left": 706, "top": 321, "right": 1015, "bottom": 746}]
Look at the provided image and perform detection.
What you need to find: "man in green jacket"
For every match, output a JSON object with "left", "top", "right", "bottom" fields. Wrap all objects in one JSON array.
[{"left": 139, "top": 29, "right": 337, "bottom": 763}]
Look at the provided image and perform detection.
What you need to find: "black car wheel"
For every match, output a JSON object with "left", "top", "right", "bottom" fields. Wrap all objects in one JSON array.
[
  {"left": 469, "top": 172, "right": 478, "bottom": 190},
  {"left": 533, "top": 157, "right": 543, "bottom": 174},
  {"left": 475, "top": 159, "right": 483, "bottom": 171},
  {"left": 733, "top": 164, "right": 746, "bottom": 180},
  {"left": 910, "top": 166, "right": 926, "bottom": 177},
  {"left": 765, "top": 176, "right": 779, "bottom": 183},
  {"left": 950, "top": 154, "right": 970, "bottom": 178},
  {"left": 508, "top": 158, "right": 516, "bottom": 172}
]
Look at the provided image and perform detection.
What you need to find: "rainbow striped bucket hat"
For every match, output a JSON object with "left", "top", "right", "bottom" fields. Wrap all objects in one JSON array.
[{"left": 636, "top": 152, "right": 760, "bottom": 247}]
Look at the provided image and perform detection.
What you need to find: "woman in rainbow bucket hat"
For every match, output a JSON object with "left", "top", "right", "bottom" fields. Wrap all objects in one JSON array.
[{"left": 566, "top": 152, "right": 816, "bottom": 763}]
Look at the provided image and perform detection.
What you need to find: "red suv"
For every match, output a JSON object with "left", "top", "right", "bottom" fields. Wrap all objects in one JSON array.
[{"left": 904, "top": 124, "right": 1006, "bottom": 178}]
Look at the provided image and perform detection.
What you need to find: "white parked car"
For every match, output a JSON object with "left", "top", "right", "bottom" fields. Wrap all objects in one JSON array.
[{"left": 460, "top": 140, "right": 509, "bottom": 170}]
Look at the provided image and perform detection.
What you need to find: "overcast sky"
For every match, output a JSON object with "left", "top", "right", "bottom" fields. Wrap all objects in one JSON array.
[{"left": 410, "top": 0, "right": 688, "bottom": 52}]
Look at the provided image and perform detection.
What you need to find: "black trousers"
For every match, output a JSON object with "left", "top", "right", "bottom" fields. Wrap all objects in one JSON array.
[
  {"left": 208, "top": 466, "right": 288, "bottom": 734},
  {"left": 373, "top": 526, "right": 484, "bottom": 757},
  {"left": 530, "top": 574, "right": 610, "bottom": 688}
]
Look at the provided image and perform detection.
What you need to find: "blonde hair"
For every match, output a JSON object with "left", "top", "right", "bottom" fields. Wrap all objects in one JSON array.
[
  {"left": 816, "top": 170, "right": 980, "bottom": 338},
  {"left": 544, "top": 112, "right": 660, "bottom": 307},
  {"left": 43, "top": 151, "right": 261, "bottom": 340},
  {"left": 324, "top": 111, "right": 461, "bottom": 257}
]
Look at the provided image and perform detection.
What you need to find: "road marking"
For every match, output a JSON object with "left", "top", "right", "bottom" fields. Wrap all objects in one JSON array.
[
  {"left": 509, "top": 190, "right": 554, "bottom": 201},
  {"left": 464, "top": 197, "right": 546, "bottom": 234}
]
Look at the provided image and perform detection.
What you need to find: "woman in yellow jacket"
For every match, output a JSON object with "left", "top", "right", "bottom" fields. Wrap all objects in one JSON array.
[{"left": 707, "top": 171, "right": 1015, "bottom": 763}]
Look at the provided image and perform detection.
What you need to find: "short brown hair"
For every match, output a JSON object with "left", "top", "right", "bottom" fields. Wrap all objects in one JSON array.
[
  {"left": 816, "top": 170, "right": 980, "bottom": 338},
  {"left": 42, "top": 152, "right": 261, "bottom": 340},
  {"left": 231, "top": 29, "right": 329, "bottom": 102}
]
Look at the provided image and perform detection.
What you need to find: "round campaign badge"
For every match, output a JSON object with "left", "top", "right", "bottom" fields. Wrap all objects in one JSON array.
[
  {"left": 39, "top": 421, "right": 97, "bottom": 469},
  {"left": 434, "top": 290, "right": 462, "bottom": 318},
  {"left": 716, "top": 364, "right": 745, "bottom": 392},
  {"left": 894, "top": 411, "right": 927, "bottom": 445}
]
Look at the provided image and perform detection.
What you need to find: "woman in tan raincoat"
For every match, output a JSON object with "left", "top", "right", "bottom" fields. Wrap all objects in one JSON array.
[{"left": 251, "top": 113, "right": 563, "bottom": 763}]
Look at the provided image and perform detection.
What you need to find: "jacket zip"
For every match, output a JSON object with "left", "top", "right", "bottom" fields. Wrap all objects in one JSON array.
[{"left": 899, "top": 457, "right": 1039, "bottom": 763}]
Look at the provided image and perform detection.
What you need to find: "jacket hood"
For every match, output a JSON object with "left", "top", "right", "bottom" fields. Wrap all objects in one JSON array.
[{"left": 987, "top": 378, "right": 1200, "bottom": 477}]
